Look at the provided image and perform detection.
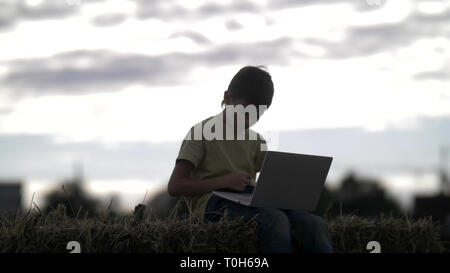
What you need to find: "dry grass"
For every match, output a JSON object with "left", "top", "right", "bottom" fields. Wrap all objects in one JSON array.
[
  {"left": 0, "top": 204, "right": 258, "bottom": 253},
  {"left": 328, "top": 215, "right": 444, "bottom": 253},
  {"left": 0, "top": 203, "right": 445, "bottom": 253}
]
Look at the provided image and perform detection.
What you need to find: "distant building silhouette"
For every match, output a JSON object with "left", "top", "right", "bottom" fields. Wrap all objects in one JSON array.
[{"left": 0, "top": 180, "right": 23, "bottom": 216}]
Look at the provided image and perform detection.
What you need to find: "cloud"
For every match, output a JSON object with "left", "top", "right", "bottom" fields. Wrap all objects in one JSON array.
[
  {"left": 0, "top": 0, "right": 371, "bottom": 32},
  {"left": 90, "top": 13, "right": 127, "bottom": 27},
  {"left": 414, "top": 62, "right": 450, "bottom": 81},
  {"left": 1, "top": 37, "right": 295, "bottom": 98},
  {"left": 0, "top": 0, "right": 85, "bottom": 31},
  {"left": 0, "top": 108, "right": 12, "bottom": 115},
  {"left": 1, "top": 0, "right": 387, "bottom": 33},
  {"left": 135, "top": 0, "right": 261, "bottom": 21},
  {"left": 225, "top": 19, "right": 243, "bottom": 31},
  {"left": 0, "top": 133, "right": 179, "bottom": 181},
  {"left": 267, "top": 0, "right": 388, "bottom": 12},
  {"left": 302, "top": 9, "right": 450, "bottom": 59},
  {"left": 278, "top": 114, "right": 450, "bottom": 173},
  {"left": 1, "top": 114, "right": 449, "bottom": 182},
  {"left": 168, "top": 30, "right": 212, "bottom": 45}
]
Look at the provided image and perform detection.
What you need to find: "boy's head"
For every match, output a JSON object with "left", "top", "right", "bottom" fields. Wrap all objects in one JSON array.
[
  {"left": 223, "top": 65, "right": 274, "bottom": 110},
  {"left": 222, "top": 65, "right": 274, "bottom": 130}
]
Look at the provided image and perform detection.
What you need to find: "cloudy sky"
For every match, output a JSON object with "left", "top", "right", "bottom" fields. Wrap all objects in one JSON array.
[{"left": 0, "top": 0, "right": 449, "bottom": 210}]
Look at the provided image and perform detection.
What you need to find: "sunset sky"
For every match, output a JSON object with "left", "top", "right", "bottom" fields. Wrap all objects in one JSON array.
[{"left": 0, "top": 0, "right": 449, "bottom": 210}]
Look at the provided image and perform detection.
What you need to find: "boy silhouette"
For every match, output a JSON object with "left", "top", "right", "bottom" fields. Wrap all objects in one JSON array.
[{"left": 168, "top": 66, "right": 333, "bottom": 253}]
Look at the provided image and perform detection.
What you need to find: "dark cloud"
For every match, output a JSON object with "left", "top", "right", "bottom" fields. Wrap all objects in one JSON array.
[
  {"left": 109, "top": 0, "right": 383, "bottom": 25},
  {"left": 0, "top": 0, "right": 88, "bottom": 31},
  {"left": 90, "top": 13, "right": 127, "bottom": 27},
  {"left": 2, "top": 50, "right": 180, "bottom": 97},
  {"left": 0, "top": 2, "right": 16, "bottom": 30},
  {"left": 1, "top": 0, "right": 386, "bottom": 32},
  {"left": 1, "top": 37, "right": 295, "bottom": 98},
  {"left": 0, "top": 0, "right": 122, "bottom": 31},
  {"left": 135, "top": 0, "right": 261, "bottom": 21},
  {"left": 267, "top": 0, "right": 387, "bottom": 12},
  {"left": 302, "top": 9, "right": 450, "bottom": 59}
]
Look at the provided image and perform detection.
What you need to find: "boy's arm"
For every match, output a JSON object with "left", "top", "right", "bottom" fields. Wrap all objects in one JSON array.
[{"left": 167, "top": 159, "right": 251, "bottom": 197}]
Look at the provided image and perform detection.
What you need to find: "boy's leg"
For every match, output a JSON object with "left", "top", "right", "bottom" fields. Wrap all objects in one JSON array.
[
  {"left": 205, "top": 195, "right": 293, "bottom": 253},
  {"left": 282, "top": 209, "right": 334, "bottom": 253}
]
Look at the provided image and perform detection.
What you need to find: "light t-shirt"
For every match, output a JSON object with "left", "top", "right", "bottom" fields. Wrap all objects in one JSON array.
[{"left": 175, "top": 115, "right": 267, "bottom": 221}]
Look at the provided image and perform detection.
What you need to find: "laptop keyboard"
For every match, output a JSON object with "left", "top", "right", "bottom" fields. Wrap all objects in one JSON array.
[
  {"left": 213, "top": 191, "right": 252, "bottom": 204},
  {"left": 232, "top": 193, "right": 252, "bottom": 203}
]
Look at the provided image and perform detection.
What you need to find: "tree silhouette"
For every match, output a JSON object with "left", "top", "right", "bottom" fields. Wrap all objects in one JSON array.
[
  {"left": 316, "top": 171, "right": 402, "bottom": 218},
  {"left": 44, "top": 177, "right": 101, "bottom": 218}
]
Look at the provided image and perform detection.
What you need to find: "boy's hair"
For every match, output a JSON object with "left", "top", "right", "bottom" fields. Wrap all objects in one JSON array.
[{"left": 224, "top": 65, "right": 274, "bottom": 108}]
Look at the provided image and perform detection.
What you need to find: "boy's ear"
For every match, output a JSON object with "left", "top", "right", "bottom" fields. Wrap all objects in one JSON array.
[{"left": 223, "top": 90, "right": 232, "bottom": 104}]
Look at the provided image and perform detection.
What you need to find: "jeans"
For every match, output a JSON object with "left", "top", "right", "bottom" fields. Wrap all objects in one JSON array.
[{"left": 204, "top": 193, "right": 334, "bottom": 253}]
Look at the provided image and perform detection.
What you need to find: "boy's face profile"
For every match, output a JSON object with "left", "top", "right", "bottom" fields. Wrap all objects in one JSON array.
[{"left": 222, "top": 90, "right": 265, "bottom": 130}]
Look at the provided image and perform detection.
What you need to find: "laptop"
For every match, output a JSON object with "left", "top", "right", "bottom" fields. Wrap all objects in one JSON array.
[{"left": 212, "top": 151, "right": 333, "bottom": 211}]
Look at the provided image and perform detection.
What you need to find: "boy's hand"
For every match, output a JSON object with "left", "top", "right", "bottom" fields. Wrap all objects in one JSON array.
[{"left": 221, "top": 172, "right": 251, "bottom": 191}]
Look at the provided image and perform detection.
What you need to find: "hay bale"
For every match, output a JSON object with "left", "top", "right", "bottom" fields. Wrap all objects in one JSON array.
[{"left": 0, "top": 205, "right": 444, "bottom": 253}]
